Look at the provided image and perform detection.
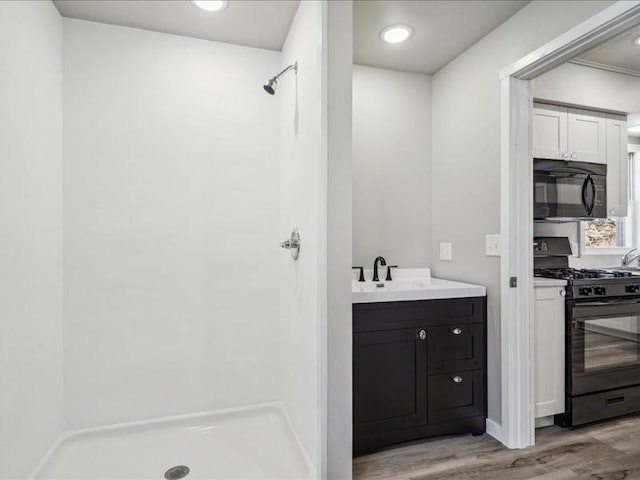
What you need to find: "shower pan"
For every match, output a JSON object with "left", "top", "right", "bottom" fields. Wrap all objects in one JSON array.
[{"left": 31, "top": 405, "right": 312, "bottom": 480}]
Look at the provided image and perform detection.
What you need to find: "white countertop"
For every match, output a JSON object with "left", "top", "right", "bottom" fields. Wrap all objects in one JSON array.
[
  {"left": 352, "top": 268, "right": 486, "bottom": 304},
  {"left": 533, "top": 278, "right": 568, "bottom": 288}
]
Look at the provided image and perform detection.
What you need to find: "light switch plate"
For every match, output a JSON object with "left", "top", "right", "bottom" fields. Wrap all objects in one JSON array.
[
  {"left": 439, "top": 242, "right": 452, "bottom": 261},
  {"left": 485, "top": 234, "right": 501, "bottom": 256}
]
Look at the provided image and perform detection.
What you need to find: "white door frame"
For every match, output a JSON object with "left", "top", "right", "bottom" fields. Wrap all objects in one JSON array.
[{"left": 499, "top": 1, "right": 640, "bottom": 449}]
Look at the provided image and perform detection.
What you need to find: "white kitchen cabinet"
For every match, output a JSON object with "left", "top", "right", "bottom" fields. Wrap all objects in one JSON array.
[
  {"left": 606, "top": 114, "right": 628, "bottom": 217},
  {"left": 567, "top": 108, "right": 606, "bottom": 164},
  {"left": 534, "top": 284, "right": 565, "bottom": 419},
  {"left": 533, "top": 104, "right": 606, "bottom": 164},
  {"left": 533, "top": 104, "right": 568, "bottom": 160}
]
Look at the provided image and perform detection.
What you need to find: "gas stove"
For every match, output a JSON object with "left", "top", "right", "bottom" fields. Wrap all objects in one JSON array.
[
  {"left": 534, "top": 267, "right": 634, "bottom": 280},
  {"left": 533, "top": 237, "right": 640, "bottom": 298}
]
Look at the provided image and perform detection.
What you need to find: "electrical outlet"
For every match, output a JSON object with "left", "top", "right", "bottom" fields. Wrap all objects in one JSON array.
[
  {"left": 439, "top": 242, "right": 453, "bottom": 261},
  {"left": 485, "top": 234, "right": 501, "bottom": 256}
]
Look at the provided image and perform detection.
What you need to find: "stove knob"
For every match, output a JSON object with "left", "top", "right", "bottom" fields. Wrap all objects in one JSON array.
[
  {"left": 578, "top": 287, "right": 593, "bottom": 296},
  {"left": 625, "top": 285, "right": 640, "bottom": 294},
  {"left": 594, "top": 287, "right": 606, "bottom": 296}
]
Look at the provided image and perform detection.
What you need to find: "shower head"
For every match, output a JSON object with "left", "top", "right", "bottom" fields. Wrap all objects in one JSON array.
[
  {"left": 263, "top": 62, "right": 297, "bottom": 96},
  {"left": 263, "top": 77, "right": 278, "bottom": 95}
]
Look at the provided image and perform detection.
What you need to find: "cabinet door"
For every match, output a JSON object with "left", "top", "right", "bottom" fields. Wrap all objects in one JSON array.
[
  {"left": 427, "top": 323, "right": 484, "bottom": 374},
  {"left": 353, "top": 328, "right": 427, "bottom": 433},
  {"left": 567, "top": 108, "right": 606, "bottom": 164},
  {"left": 606, "top": 114, "right": 628, "bottom": 217},
  {"left": 533, "top": 104, "right": 568, "bottom": 160},
  {"left": 534, "top": 286, "right": 565, "bottom": 418},
  {"left": 428, "top": 370, "right": 484, "bottom": 423}
]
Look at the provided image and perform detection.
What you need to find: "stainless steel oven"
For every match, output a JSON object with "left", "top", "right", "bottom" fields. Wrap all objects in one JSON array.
[{"left": 534, "top": 159, "right": 607, "bottom": 221}]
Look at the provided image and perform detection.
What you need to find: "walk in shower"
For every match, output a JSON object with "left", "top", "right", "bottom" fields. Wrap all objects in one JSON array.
[{"left": 1, "top": 1, "right": 332, "bottom": 479}]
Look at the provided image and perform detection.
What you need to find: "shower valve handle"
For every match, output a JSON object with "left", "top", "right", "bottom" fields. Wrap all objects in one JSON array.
[{"left": 280, "top": 228, "right": 300, "bottom": 261}]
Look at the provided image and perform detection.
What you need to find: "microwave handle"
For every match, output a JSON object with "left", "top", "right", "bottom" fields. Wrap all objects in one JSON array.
[
  {"left": 581, "top": 175, "right": 590, "bottom": 214},
  {"left": 581, "top": 175, "right": 596, "bottom": 216},
  {"left": 587, "top": 175, "right": 596, "bottom": 215}
]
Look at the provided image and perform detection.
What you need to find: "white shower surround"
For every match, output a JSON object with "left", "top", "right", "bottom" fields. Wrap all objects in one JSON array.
[{"left": 62, "top": 17, "right": 282, "bottom": 430}]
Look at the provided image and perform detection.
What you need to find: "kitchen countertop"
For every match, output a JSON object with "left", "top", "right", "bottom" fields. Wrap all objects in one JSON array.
[
  {"left": 533, "top": 278, "right": 568, "bottom": 288},
  {"left": 352, "top": 268, "right": 486, "bottom": 304}
]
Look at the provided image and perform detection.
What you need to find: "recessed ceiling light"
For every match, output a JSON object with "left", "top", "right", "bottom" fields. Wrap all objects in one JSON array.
[
  {"left": 380, "top": 25, "right": 413, "bottom": 44},
  {"left": 191, "top": 0, "right": 227, "bottom": 12},
  {"left": 633, "top": 35, "right": 640, "bottom": 47}
]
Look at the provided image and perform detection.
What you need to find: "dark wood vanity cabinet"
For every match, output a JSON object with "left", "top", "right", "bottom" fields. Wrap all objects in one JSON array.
[{"left": 353, "top": 297, "right": 487, "bottom": 455}]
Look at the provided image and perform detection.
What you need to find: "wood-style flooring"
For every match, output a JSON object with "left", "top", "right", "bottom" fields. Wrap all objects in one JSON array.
[{"left": 354, "top": 415, "right": 640, "bottom": 480}]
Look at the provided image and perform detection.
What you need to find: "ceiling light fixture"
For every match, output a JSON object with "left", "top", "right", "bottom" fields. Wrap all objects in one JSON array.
[
  {"left": 380, "top": 24, "right": 413, "bottom": 44},
  {"left": 191, "top": 0, "right": 228, "bottom": 12},
  {"left": 633, "top": 35, "right": 640, "bottom": 47}
]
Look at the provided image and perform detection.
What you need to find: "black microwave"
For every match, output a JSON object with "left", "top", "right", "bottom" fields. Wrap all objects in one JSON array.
[{"left": 534, "top": 159, "right": 607, "bottom": 221}]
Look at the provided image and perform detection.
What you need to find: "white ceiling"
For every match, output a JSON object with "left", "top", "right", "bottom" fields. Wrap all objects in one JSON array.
[
  {"left": 572, "top": 25, "right": 640, "bottom": 77},
  {"left": 53, "top": 0, "right": 299, "bottom": 51},
  {"left": 54, "top": 0, "right": 531, "bottom": 74},
  {"left": 354, "top": 0, "right": 529, "bottom": 75}
]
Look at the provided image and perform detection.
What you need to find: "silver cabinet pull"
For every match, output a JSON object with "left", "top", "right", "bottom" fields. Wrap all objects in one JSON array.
[
  {"left": 418, "top": 329, "right": 427, "bottom": 341},
  {"left": 570, "top": 152, "right": 577, "bottom": 161},
  {"left": 451, "top": 327, "right": 462, "bottom": 335},
  {"left": 452, "top": 375, "right": 463, "bottom": 384},
  {"left": 561, "top": 151, "right": 569, "bottom": 159},
  {"left": 559, "top": 289, "right": 566, "bottom": 297}
]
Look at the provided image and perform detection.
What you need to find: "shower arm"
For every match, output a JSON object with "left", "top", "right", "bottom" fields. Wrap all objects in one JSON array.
[{"left": 273, "top": 62, "right": 298, "bottom": 81}]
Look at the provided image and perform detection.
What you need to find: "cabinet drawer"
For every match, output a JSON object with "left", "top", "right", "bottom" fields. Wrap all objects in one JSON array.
[
  {"left": 354, "top": 297, "right": 486, "bottom": 333},
  {"left": 428, "top": 370, "right": 484, "bottom": 423},
  {"left": 428, "top": 323, "right": 484, "bottom": 374}
]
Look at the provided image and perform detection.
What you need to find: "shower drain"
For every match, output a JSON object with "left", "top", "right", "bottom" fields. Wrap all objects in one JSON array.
[{"left": 164, "top": 465, "right": 190, "bottom": 480}]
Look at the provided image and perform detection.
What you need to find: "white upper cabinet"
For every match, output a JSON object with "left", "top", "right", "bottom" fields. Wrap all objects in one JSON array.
[
  {"left": 533, "top": 104, "right": 568, "bottom": 160},
  {"left": 606, "top": 114, "right": 628, "bottom": 217},
  {"left": 567, "top": 108, "right": 606, "bottom": 164},
  {"left": 533, "top": 104, "right": 606, "bottom": 164}
]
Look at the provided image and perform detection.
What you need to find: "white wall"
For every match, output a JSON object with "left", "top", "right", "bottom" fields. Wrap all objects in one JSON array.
[
  {"left": 431, "top": 0, "right": 615, "bottom": 427},
  {"left": 533, "top": 62, "right": 640, "bottom": 114},
  {"left": 63, "top": 19, "right": 281, "bottom": 429},
  {"left": 278, "top": 1, "right": 324, "bottom": 472},
  {"left": 0, "top": 1, "right": 63, "bottom": 477},
  {"left": 325, "top": 2, "right": 353, "bottom": 479},
  {"left": 352, "top": 66, "right": 432, "bottom": 268}
]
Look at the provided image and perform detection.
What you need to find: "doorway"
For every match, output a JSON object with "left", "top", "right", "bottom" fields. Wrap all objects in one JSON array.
[{"left": 500, "top": 1, "right": 640, "bottom": 449}]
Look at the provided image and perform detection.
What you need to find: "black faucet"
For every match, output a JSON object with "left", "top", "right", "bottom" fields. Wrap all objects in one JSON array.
[
  {"left": 372, "top": 256, "right": 387, "bottom": 282},
  {"left": 352, "top": 266, "right": 365, "bottom": 282},
  {"left": 386, "top": 265, "right": 398, "bottom": 281}
]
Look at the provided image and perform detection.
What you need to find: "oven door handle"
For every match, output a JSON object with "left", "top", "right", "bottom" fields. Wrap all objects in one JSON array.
[{"left": 573, "top": 299, "right": 640, "bottom": 307}]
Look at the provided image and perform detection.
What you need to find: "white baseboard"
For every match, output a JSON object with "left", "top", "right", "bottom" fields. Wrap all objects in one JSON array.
[{"left": 485, "top": 418, "right": 503, "bottom": 443}]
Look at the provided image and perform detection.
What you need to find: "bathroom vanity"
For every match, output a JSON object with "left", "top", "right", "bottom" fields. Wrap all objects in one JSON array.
[{"left": 352, "top": 269, "right": 487, "bottom": 455}]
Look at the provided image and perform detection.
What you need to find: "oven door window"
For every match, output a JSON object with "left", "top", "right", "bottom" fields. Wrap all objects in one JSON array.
[{"left": 573, "top": 315, "right": 640, "bottom": 374}]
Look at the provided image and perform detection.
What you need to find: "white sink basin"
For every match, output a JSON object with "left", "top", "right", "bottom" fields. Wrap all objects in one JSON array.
[{"left": 352, "top": 268, "right": 486, "bottom": 303}]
